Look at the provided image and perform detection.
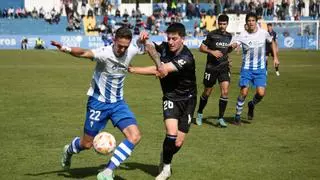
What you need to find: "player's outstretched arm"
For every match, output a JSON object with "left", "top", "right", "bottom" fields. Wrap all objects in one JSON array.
[
  {"left": 271, "top": 40, "right": 280, "bottom": 67},
  {"left": 51, "top": 41, "right": 94, "bottom": 60},
  {"left": 128, "top": 66, "right": 158, "bottom": 75}
]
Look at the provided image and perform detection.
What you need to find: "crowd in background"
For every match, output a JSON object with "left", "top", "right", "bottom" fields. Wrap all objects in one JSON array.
[{"left": 0, "top": 0, "right": 319, "bottom": 37}]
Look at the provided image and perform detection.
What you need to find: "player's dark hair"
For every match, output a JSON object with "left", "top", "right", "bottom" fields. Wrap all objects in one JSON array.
[
  {"left": 166, "top": 23, "right": 186, "bottom": 37},
  {"left": 245, "top": 12, "right": 257, "bottom": 22},
  {"left": 218, "top": 14, "right": 229, "bottom": 23},
  {"left": 115, "top": 26, "right": 132, "bottom": 40},
  {"left": 267, "top": 23, "right": 272, "bottom": 26}
]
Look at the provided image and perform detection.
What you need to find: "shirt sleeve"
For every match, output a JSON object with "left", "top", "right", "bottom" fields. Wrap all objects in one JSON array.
[
  {"left": 265, "top": 30, "right": 273, "bottom": 43},
  {"left": 171, "top": 54, "right": 193, "bottom": 71},
  {"left": 131, "top": 37, "right": 145, "bottom": 55},
  {"left": 153, "top": 42, "right": 165, "bottom": 53},
  {"left": 202, "top": 32, "right": 213, "bottom": 46},
  {"left": 230, "top": 33, "right": 242, "bottom": 45},
  {"left": 91, "top": 46, "right": 108, "bottom": 63},
  {"left": 273, "top": 32, "right": 278, "bottom": 41}
]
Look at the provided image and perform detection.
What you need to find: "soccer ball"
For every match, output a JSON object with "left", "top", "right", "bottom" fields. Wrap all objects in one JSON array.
[{"left": 93, "top": 132, "right": 116, "bottom": 155}]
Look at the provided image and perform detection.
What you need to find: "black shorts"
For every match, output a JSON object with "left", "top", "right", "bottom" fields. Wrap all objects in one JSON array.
[
  {"left": 266, "top": 46, "right": 274, "bottom": 57},
  {"left": 203, "top": 65, "right": 230, "bottom": 88},
  {"left": 162, "top": 96, "right": 197, "bottom": 133}
]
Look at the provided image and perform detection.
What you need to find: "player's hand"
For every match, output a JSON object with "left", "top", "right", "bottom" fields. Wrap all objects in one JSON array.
[
  {"left": 51, "top": 41, "right": 62, "bottom": 50},
  {"left": 128, "top": 66, "right": 134, "bottom": 73},
  {"left": 273, "top": 57, "right": 280, "bottom": 67},
  {"left": 211, "top": 50, "right": 223, "bottom": 59},
  {"left": 229, "top": 43, "right": 238, "bottom": 49},
  {"left": 139, "top": 31, "right": 149, "bottom": 44},
  {"left": 156, "top": 64, "right": 168, "bottom": 78}
]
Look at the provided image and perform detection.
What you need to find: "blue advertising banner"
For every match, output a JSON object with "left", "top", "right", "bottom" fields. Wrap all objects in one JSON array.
[{"left": 0, "top": 35, "right": 316, "bottom": 50}]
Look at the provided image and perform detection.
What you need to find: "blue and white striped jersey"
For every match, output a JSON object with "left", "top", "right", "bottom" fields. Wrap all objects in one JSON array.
[
  {"left": 233, "top": 28, "right": 273, "bottom": 71},
  {"left": 87, "top": 41, "right": 144, "bottom": 103}
]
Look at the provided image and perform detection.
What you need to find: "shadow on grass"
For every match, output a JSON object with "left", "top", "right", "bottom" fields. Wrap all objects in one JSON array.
[{"left": 24, "top": 162, "right": 158, "bottom": 179}]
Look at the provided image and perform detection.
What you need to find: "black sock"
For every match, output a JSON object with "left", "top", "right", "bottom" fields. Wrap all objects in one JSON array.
[
  {"left": 275, "top": 66, "right": 279, "bottom": 71},
  {"left": 197, "top": 95, "right": 208, "bottom": 114},
  {"left": 162, "top": 135, "right": 180, "bottom": 164},
  {"left": 252, "top": 94, "right": 263, "bottom": 106},
  {"left": 219, "top": 96, "right": 228, "bottom": 118},
  {"left": 266, "top": 60, "right": 268, "bottom": 70}
]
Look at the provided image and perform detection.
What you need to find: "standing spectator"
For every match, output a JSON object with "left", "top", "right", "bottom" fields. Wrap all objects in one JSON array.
[
  {"left": 240, "top": 0, "right": 248, "bottom": 13},
  {"left": 115, "top": 8, "right": 120, "bottom": 18},
  {"left": 39, "top": 7, "right": 45, "bottom": 18},
  {"left": 297, "top": 0, "right": 305, "bottom": 16},
  {"left": 317, "top": 0, "right": 320, "bottom": 19},
  {"left": 94, "top": 0, "right": 100, "bottom": 15},
  {"left": 132, "top": 9, "right": 136, "bottom": 18},
  {"left": 31, "top": 7, "right": 38, "bottom": 18},
  {"left": 8, "top": 7, "right": 14, "bottom": 18},
  {"left": 21, "top": 37, "right": 28, "bottom": 50},
  {"left": 123, "top": 9, "right": 129, "bottom": 19},
  {"left": 309, "top": 0, "right": 317, "bottom": 19},
  {"left": 263, "top": 0, "right": 268, "bottom": 16}
]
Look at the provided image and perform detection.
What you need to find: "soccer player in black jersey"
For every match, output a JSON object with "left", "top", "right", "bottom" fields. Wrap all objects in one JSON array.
[
  {"left": 129, "top": 23, "right": 197, "bottom": 180},
  {"left": 266, "top": 23, "right": 280, "bottom": 76},
  {"left": 196, "top": 14, "right": 234, "bottom": 128}
]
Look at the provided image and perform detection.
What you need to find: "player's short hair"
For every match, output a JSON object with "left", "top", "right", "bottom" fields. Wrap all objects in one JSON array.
[
  {"left": 115, "top": 27, "right": 132, "bottom": 40},
  {"left": 245, "top": 12, "right": 257, "bottom": 22},
  {"left": 267, "top": 23, "right": 272, "bottom": 26},
  {"left": 218, "top": 14, "right": 229, "bottom": 23},
  {"left": 166, "top": 23, "right": 186, "bottom": 37}
]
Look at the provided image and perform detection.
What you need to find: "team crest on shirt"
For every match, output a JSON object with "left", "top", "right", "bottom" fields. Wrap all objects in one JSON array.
[{"left": 177, "top": 59, "right": 186, "bottom": 67}]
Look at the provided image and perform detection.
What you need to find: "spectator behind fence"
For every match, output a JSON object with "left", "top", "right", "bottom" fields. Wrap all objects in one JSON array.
[{"left": 21, "top": 37, "right": 28, "bottom": 50}]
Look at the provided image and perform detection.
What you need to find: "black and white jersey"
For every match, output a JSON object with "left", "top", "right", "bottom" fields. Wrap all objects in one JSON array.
[
  {"left": 266, "top": 30, "right": 277, "bottom": 48},
  {"left": 202, "top": 29, "right": 232, "bottom": 67},
  {"left": 154, "top": 42, "right": 197, "bottom": 101}
]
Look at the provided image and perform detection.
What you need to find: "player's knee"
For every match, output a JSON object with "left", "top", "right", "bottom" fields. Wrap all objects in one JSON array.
[
  {"left": 221, "top": 91, "right": 228, "bottom": 97},
  {"left": 256, "top": 90, "right": 265, "bottom": 97},
  {"left": 127, "top": 131, "right": 141, "bottom": 144},
  {"left": 240, "top": 91, "right": 248, "bottom": 97},
  {"left": 175, "top": 139, "right": 184, "bottom": 148},
  {"left": 81, "top": 141, "right": 93, "bottom": 149},
  {"left": 255, "top": 93, "right": 264, "bottom": 100},
  {"left": 200, "top": 94, "right": 209, "bottom": 101}
]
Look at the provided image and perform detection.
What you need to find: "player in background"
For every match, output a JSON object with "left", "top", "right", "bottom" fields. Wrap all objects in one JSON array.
[
  {"left": 230, "top": 13, "right": 279, "bottom": 124},
  {"left": 266, "top": 23, "right": 280, "bottom": 76},
  {"left": 129, "top": 23, "right": 197, "bottom": 180},
  {"left": 196, "top": 14, "right": 235, "bottom": 127},
  {"left": 51, "top": 27, "right": 165, "bottom": 180}
]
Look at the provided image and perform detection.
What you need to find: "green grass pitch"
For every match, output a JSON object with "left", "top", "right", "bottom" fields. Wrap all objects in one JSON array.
[{"left": 0, "top": 49, "right": 319, "bottom": 180}]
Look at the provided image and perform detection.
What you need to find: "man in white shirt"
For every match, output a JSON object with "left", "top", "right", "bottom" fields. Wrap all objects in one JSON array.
[
  {"left": 51, "top": 27, "right": 164, "bottom": 180},
  {"left": 230, "top": 13, "right": 279, "bottom": 124}
]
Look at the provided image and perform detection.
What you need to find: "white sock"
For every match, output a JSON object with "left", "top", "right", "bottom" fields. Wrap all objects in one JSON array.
[
  {"left": 102, "top": 168, "right": 113, "bottom": 176},
  {"left": 163, "top": 164, "right": 171, "bottom": 172}
]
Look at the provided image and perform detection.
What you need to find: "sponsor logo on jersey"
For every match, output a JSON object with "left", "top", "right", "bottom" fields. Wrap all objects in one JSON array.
[{"left": 215, "top": 42, "right": 229, "bottom": 48}]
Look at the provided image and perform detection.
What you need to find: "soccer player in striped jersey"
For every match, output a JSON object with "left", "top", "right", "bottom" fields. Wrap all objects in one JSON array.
[
  {"left": 230, "top": 13, "right": 279, "bottom": 124},
  {"left": 51, "top": 27, "right": 164, "bottom": 180}
]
